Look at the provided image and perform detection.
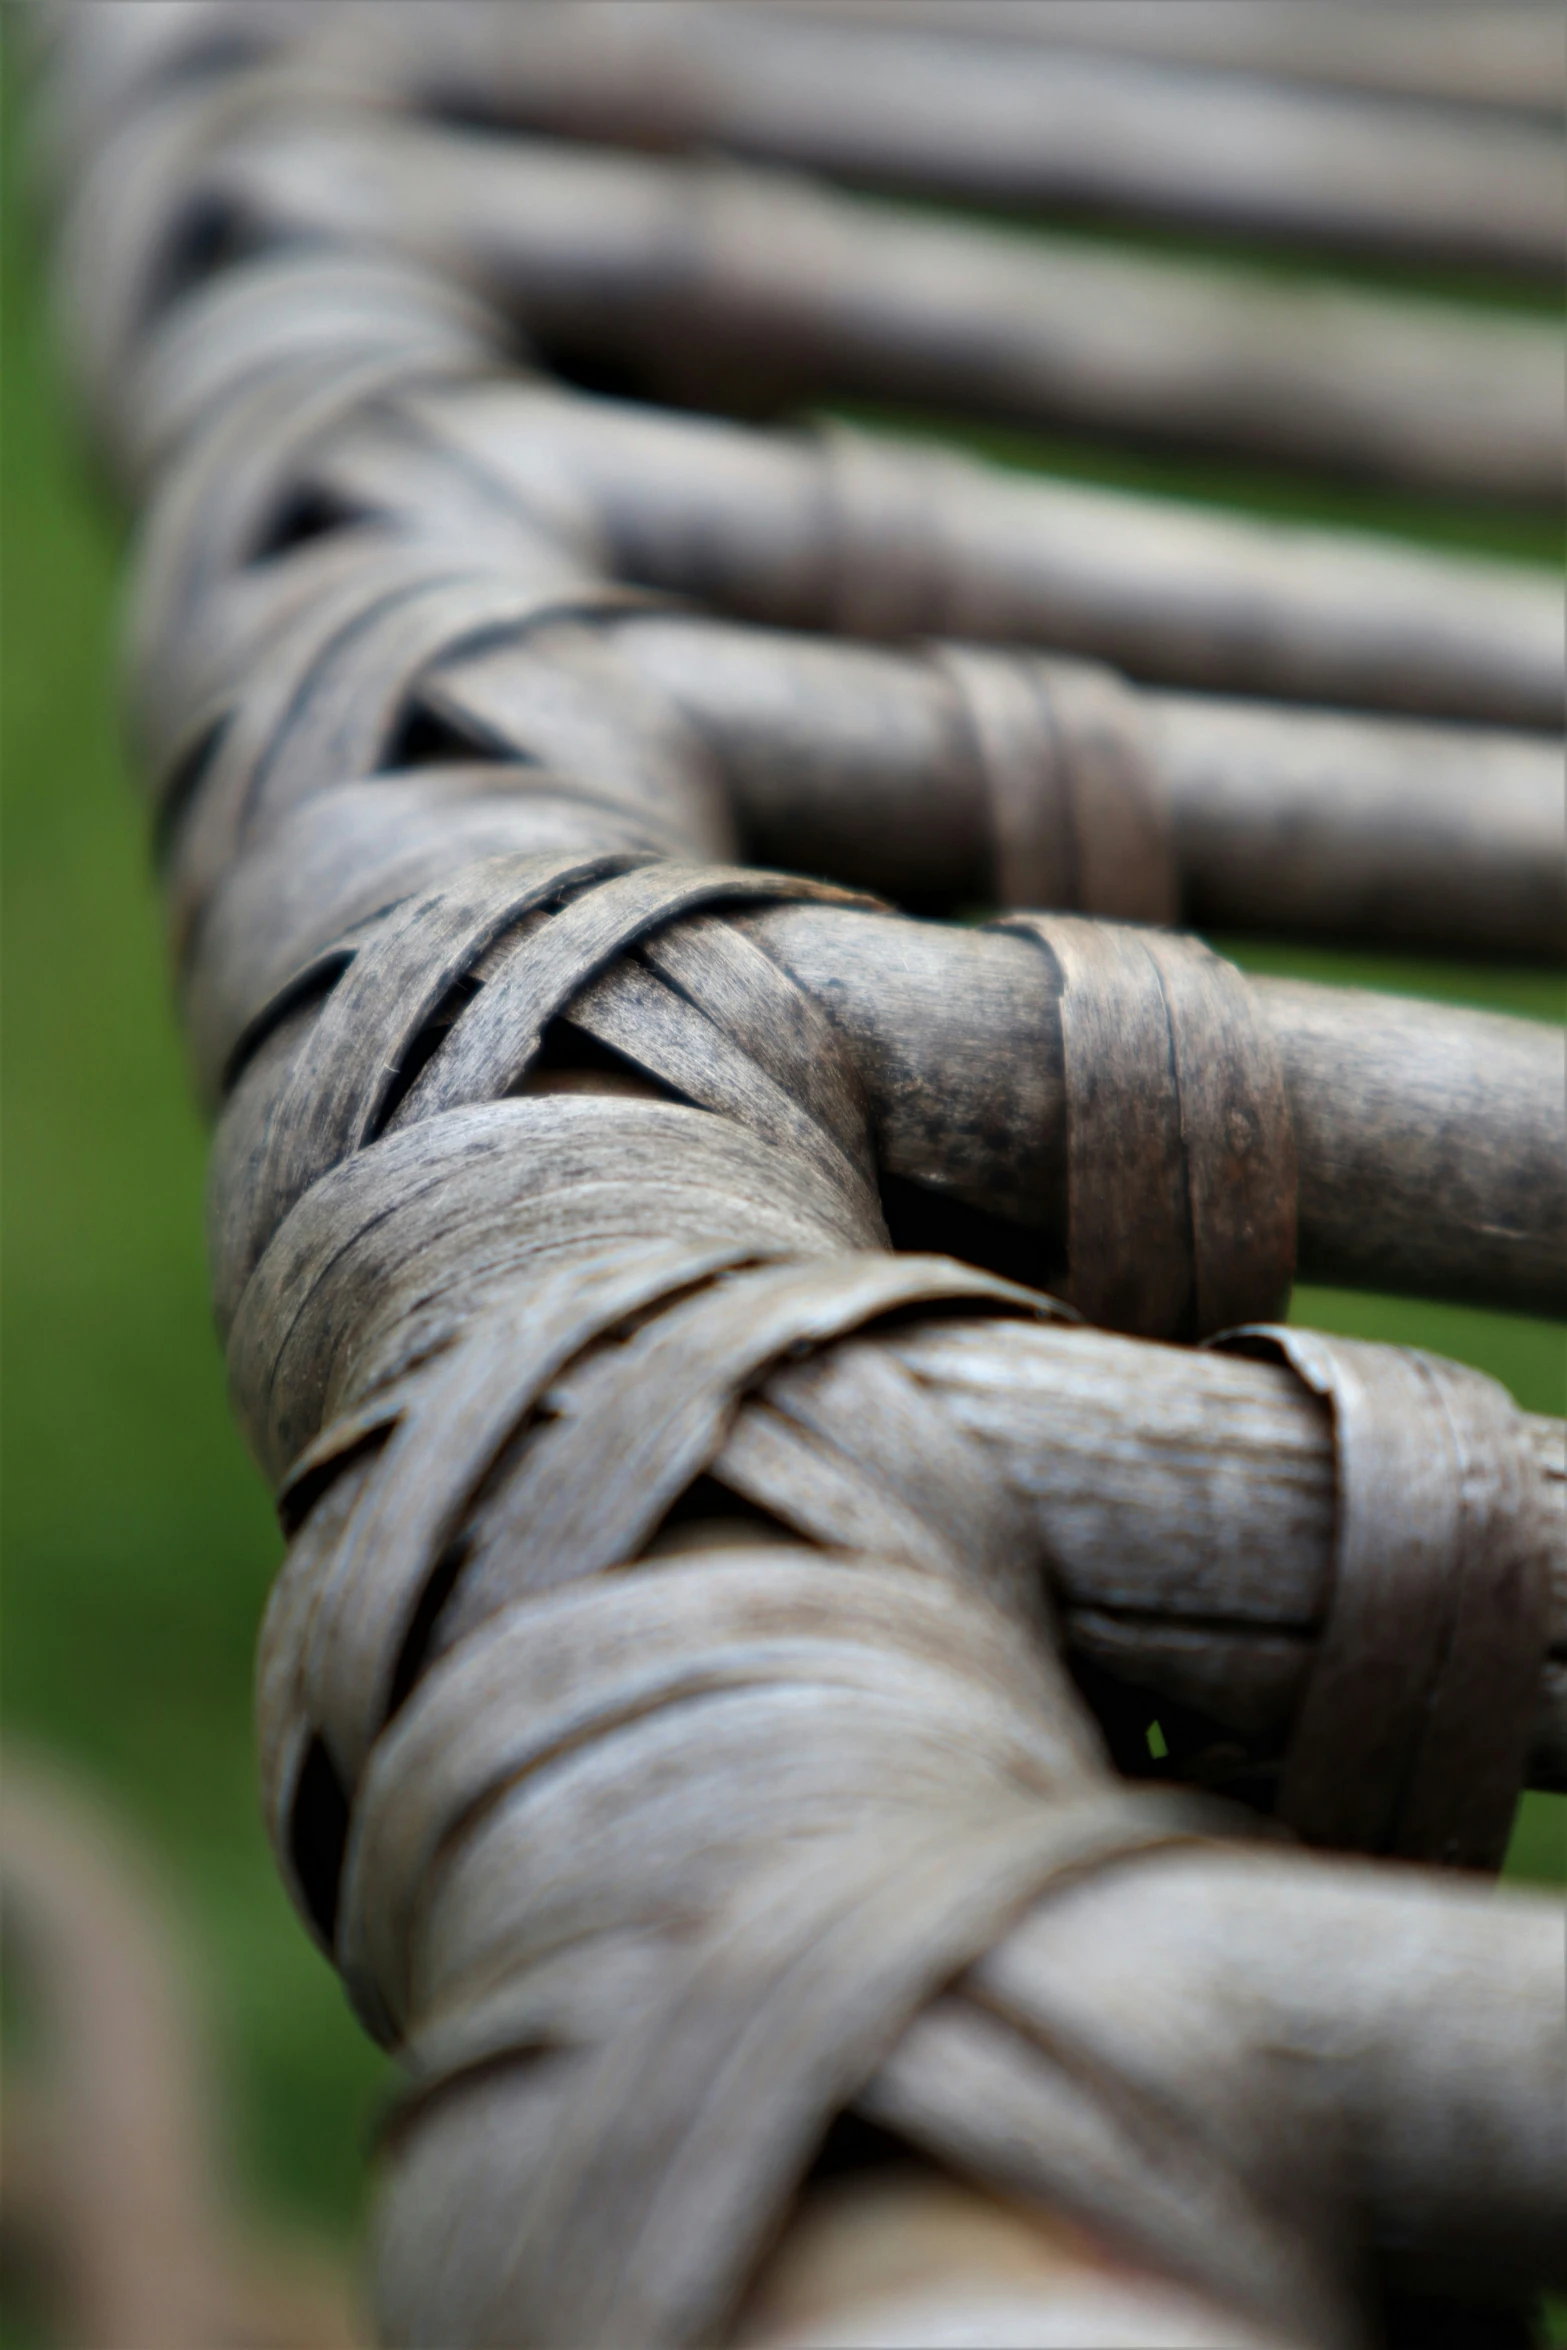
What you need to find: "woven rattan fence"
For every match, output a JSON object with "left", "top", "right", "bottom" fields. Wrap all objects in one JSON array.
[{"left": 27, "top": 4, "right": 1566, "bottom": 2344}]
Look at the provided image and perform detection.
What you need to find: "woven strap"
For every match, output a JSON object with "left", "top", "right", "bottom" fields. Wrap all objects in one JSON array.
[
  {"left": 367, "top": 1782, "right": 1265, "bottom": 2349},
  {"left": 997, "top": 915, "right": 1297, "bottom": 1339},
  {"left": 36, "top": 16, "right": 1567, "bottom": 2347},
  {"left": 1216, "top": 1326, "right": 1552, "bottom": 1868},
  {"left": 938, "top": 648, "right": 1177, "bottom": 924}
]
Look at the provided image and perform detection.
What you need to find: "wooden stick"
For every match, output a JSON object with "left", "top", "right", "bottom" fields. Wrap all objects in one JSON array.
[
  {"left": 158, "top": 107, "right": 1562, "bottom": 499},
  {"left": 364, "top": 1768, "right": 1566, "bottom": 2343},
  {"left": 41, "top": 1, "right": 1566, "bottom": 270},
  {"left": 859, "top": 1844, "right": 1567, "bottom": 2298},
  {"left": 175, "top": 784, "right": 1567, "bottom": 1792},
  {"left": 97, "top": 261, "right": 1563, "bottom": 730},
  {"left": 358, "top": 0, "right": 1567, "bottom": 271},
  {"left": 753, "top": 910, "right": 1567, "bottom": 1321},
  {"left": 149, "top": 538, "right": 1566, "bottom": 962},
  {"left": 133, "top": 461, "right": 1559, "bottom": 1335},
  {"left": 781, "top": 904, "right": 1567, "bottom": 1314},
  {"left": 399, "top": 383, "right": 1567, "bottom": 725},
  {"left": 1254, "top": 975, "right": 1565, "bottom": 1312},
  {"left": 1144, "top": 691, "right": 1566, "bottom": 960},
  {"left": 39, "top": 15, "right": 1567, "bottom": 2343},
  {"left": 0, "top": 1761, "right": 360, "bottom": 2350},
  {"left": 454, "top": 611, "right": 1565, "bottom": 960},
  {"left": 0, "top": 1767, "right": 228, "bottom": 2350},
  {"left": 139, "top": 516, "right": 1559, "bottom": 1330},
  {"left": 793, "top": 0, "right": 1567, "bottom": 119},
  {"left": 113, "top": 366, "right": 1563, "bottom": 970},
  {"left": 191, "top": 751, "right": 1566, "bottom": 1327},
  {"left": 886, "top": 1314, "right": 1567, "bottom": 1794}
]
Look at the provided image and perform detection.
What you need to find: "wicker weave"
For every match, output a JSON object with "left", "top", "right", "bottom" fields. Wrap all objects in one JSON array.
[{"left": 35, "top": 6, "right": 1567, "bottom": 2343}]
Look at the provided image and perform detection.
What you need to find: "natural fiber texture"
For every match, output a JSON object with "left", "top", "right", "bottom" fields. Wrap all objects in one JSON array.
[
  {"left": 101, "top": 256, "right": 1563, "bottom": 728},
  {"left": 36, "top": 7, "right": 1567, "bottom": 2343},
  {"left": 39, "top": 4, "right": 1565, "bottom": 310},
  {"left": 801, "top": 1, "right": 1566, "bottom": 116},
  {"left": 997, "top": 916, "right": 1296, "bottom": 1338},
  {"left": 69, "top": 90, "right": 1563, "bottom": 498},
  {"left": 94, "top": 254, "right": 1563, "bottom": 957},
  {"left": 151, "top": 497, "right": 1560, "bottom": 1321},
  {"left": 1214, "top": 1331, "right": 1552, "bottom": 1869}
]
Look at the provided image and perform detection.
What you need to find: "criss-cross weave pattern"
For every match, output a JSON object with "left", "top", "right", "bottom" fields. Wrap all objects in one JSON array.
[{"left": 32, "top": 6, "right": 1567, "bottom": 2344}]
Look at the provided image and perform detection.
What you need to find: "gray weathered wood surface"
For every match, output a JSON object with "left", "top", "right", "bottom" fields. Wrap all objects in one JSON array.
[
  {"left": 795, "top": 0, "right": 1567, "bottom": 116},
  {"left": 183, "top": 758, "right": 1564, "bottom": 1326},
  {"left": 39, "top": 7, "right": 1567, "bottom": 2343},
  {"left": 90, "top": 246, "right": 1561, "bottom": 731},
  {"left": 74, "top": 95, "right": 1562, "bottom": 498},
  {"left": 39, "top": 1, "right": 1566, "bottom": 267}
]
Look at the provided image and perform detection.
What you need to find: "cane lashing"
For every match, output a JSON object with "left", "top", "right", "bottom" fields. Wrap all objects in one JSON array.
[
  {"left": 33, "top": 8, "right": 1567, "bottom": 2345},
  {"left": 1217, "top": 1328, "right": 1553, "bottom": 1870}
]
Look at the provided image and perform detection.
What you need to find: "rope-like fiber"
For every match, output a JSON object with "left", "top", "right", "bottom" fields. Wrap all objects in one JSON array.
[{"left": 36, "top": 8, "right": 1567, "bottom": 2343}]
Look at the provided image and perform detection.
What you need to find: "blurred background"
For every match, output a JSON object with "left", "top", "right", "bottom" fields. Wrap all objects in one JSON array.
[{"left": 1, "top": 17, "right": 1562, "bottom": 2346}]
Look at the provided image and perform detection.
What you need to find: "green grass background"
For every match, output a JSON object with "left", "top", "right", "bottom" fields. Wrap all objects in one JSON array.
[{"left": 2, "top": 49, "right": 1562, "bottom": 2312}]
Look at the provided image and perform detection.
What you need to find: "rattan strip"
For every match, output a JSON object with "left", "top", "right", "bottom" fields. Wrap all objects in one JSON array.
[{"left": 37, "top": 8, "right": 1567, "bottom": 2345}]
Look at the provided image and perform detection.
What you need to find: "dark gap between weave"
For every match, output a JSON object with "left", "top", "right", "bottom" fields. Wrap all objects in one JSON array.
[
  {"left": 153, "top": 714, "right": 229, "bottom": 870},
  {"left": 518, "top": 1014, "right": 688, "bottom": 1102},
  {"left": 645, "top": 1474, "right": 801, "bottom": 1554},
  {"left": 220, "top": 957, "right": 353, "bottom": 1101},
  {"left": 1067, "top": 1652, "right": 1281, "bottom": 1813},
  {"left": 385, "top": 698, "right": 523, "bottom": 772},
  {"left": 1378, "top": 2282, "right": 1545, "bottom": 2350},
  {"left": 249, "top": 483, "right": 363, "bottom": 563},
  {"left": 277, "top": 1422, "right": 395, "bottom": 1540},
  {"left": 808, "top": 2111, "right": 929, "bottom": 2183},
  {"left": 385, "top": 1539, "right": 473, "bottom": 1726},
  {"left": 880, "top": 1172, "right": 1064, "bottom": 1293},
  {"left": 141, "top": 199, "right": 277, "bottom": 331},
  {"left": 288, "top": 1735, "right": 351, "bottom": 1947},
  {"left": 370, "top": 973, "right": 484, "bottom": 1134}
]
